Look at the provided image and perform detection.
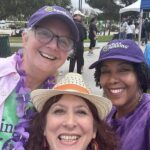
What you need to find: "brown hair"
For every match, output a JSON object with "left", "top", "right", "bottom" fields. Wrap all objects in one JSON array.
[
  {"left": 26, "top": 95, "right": 118, "bottom": 150},
  {"left": 84, "top": 99, "right": 118, "bottom": 150}
]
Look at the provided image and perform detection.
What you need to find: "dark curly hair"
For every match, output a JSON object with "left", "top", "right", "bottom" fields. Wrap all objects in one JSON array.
[
  {"left": 94, "top": 62, "right": 150, "bottom": 93},
  {"left": 25, "top": 94, "right": 118, "bottom": 150}
]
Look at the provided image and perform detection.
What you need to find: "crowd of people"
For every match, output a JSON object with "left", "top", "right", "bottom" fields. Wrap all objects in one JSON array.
[
  {"left": 0, "top": 4, "right": 150, "bottom": 150},
  {"left": 119, "top": 17, "right": 136, "bottom": 40},
  {"left": 141, "top": 18, "right": 150, "bottom": 45},
  {"left": 119, "top": 16, "right": 150, "bottom": 46}
]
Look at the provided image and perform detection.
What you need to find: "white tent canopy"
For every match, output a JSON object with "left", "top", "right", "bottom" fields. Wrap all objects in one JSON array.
[{"left": 119, "top": 0, "right": 141, "bottom": 14}]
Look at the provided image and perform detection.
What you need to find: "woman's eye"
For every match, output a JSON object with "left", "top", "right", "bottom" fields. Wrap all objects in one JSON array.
[
  {"left": 53, "top": 109, "right": 65, "bottom": 114},
  {"left": 101, "top": 70, "right": 110, "bottom": 74},
  {"left": 119, "top": 68, "right": 131, "bottom": 72},
  {"left": 77, "top": 110, "right": 87, "bottom": 115}
]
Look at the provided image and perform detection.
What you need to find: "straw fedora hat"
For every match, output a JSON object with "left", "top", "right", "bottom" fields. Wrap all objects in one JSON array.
[{"left": 31, "top": 73, "right": 112, "bottom": 120}]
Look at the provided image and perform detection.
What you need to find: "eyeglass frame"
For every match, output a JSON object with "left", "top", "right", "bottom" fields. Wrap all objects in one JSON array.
[{"left": 32, "top": 26, "right": 74, "bottom": 52}]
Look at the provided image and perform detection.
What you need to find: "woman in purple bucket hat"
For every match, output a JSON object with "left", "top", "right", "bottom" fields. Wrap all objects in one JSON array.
[{"left": 89, "top": 39, "right": 150, "bottom": 150}]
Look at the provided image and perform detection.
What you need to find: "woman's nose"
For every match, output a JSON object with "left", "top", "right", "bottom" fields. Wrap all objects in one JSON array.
[
  {"left": 63, "top": 113, "right": 77, "bottom": 129},
  {"left": 109, "top": 73, "right": 119, "bottom": 84},
  {"left": 46, "top": 37, "right": 58, "bottom": 50}
]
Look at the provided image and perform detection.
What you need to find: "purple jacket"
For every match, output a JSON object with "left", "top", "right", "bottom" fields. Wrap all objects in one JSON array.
[
  {"left": 0, "top": 54, "right": 20, "bottom": 127},
  {"left": 107, "top": 93, "right": 150, "bottom": 150}
]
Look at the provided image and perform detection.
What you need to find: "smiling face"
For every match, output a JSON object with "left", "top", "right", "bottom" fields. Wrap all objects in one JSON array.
[
  {"left": 44, "top": 94, "right": 96, "bottom": 150},
  {"left": 22, "top": 17, "right": 72, "bottom": 76},
  {"left": 99, "top": 59, "right": 140, "bottom": 109}
]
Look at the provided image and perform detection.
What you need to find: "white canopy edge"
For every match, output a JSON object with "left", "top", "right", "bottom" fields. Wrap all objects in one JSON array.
[{"left": 119, "top": 0, "right": 141, "bottom": 14}]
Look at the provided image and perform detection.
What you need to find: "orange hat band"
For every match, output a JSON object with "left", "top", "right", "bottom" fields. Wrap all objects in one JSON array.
[{"left": 54, "top": 84, "right": 90, "bottom": 94}]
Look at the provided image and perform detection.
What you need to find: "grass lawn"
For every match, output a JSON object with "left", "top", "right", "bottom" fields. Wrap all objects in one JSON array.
[
  {"left": 9, "top": 35, "right": 113, "bottom": 43},
  {"left": 9, "top": 35, "right": 113, "bottom": 53},
  {"left": 84, "top": 35, "right": 113, "bottom": 42},
  {"left": 9, "top": 36, "right": 22, "bottom": 43},
  {"left": 11, "top": 47, "right": 21, "bottom": 54}
]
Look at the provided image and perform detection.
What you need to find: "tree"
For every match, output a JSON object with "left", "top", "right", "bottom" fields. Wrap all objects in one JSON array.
[
  {"left": 0, "top": 0, "right": 71, "bottom": 20},
  {"left": 85, "top": 0, "right": 137, "bottom": 20},
  {"left": 85, "top": 0, "right": 138, "bottom": 35},
  {"left": 121, "top": 0, "right": 137, "bottom": 6}
]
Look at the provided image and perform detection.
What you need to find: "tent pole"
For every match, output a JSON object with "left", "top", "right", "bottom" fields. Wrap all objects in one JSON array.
[
  {"left": 119, "top": 13, "right": 121, "bottom": 39},
  {"left": 138, "top": 9, "right": 143, "bottom": 45}
]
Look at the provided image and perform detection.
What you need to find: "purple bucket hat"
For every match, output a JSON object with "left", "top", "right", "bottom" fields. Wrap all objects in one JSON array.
[
  {"left": 89, "top": 39, "right": 146, "bottom": 69},
  {"left": 27, "top": 5, "right": 79, "bottom": 41}
]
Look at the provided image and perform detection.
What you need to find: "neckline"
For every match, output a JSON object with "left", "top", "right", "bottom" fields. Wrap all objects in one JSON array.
[{"left": 3, "top": 49, "right": 55, "bottom": 149}]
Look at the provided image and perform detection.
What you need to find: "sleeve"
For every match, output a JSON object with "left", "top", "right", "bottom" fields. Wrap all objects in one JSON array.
[
  {"left": 144, "top": 44, "right": 150, "bottom": 68},
  {"left": 145, "top": 112, "right": 150, "bottom": 149}
]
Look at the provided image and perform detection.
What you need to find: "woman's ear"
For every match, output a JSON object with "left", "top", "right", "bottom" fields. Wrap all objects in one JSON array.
[
  {"left": 93, "top": 127, "right": 97, "bottom": 139},
  {"left": 43, "top": 129, "right": 46, "bottom": 136},
  {"left": 22, "top": 31, "right": 28, "bottom": 47}
]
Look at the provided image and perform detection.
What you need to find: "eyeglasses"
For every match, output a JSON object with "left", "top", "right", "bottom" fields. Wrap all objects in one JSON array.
[{"left": 33, "top": 26, "right": 74, "bottom": 52}]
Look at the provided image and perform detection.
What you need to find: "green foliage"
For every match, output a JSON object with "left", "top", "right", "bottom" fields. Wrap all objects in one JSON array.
[
  {"left": 0, "top": 0, "right": 71, "bottom": 20},
  {"left": 84, "top": 35, "right": 113, "bottom": 42},
  {"left": 85, "top": 0, "right": 138, "bottom": 21},
  {"left": 86, "top": 0, "right": 119, "bottom": 12},
  {"left": 121, "top": 0, "right": 137, "bottom": 5},
  {"left": 9, "top": 37, "right": 22, "bottom": 43}
]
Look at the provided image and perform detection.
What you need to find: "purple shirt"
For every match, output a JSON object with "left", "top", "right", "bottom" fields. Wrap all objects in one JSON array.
[{"left": 107, "top": 93, "right": 150, "bottom": 150}]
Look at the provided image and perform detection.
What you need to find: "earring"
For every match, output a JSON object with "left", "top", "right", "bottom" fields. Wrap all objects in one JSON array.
[
  {"left": 91, "top": 139, "right": 99, "bottom": 150},
  {"left": 43, "top": 137, "right": 48, "bottom": 148}
]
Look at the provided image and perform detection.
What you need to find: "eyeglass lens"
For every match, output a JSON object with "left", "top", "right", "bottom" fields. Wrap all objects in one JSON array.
[{"left": 34, "top": 27, "right": 74, "bottom": 52}]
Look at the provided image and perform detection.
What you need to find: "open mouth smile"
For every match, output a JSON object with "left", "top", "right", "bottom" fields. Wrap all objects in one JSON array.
[
  {"left": 58, "top": 135, "right": 80, "bottom": 142},
  {"left": 110, "top": 88, "right": 124, "bottom": 94},
  {"left": 39, "top": 51, "right": 57, "bottom": 60}
]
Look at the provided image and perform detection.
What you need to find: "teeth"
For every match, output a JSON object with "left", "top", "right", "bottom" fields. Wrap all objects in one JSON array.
[
  {"left": 59, "top": 135, "right": 79, "bottom": 141},
  {"left": 110, "top": 89, "right": 123, "bottom": 94},
  {"left": 40, "top": 51, "right": 56, "bottom": 60}
]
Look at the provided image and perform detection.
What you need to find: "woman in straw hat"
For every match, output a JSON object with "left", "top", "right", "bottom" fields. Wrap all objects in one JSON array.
[
  {"left": 26, "top": 73, "right": 117, "bottom": 150},
  {"left": 89, "top": 39, "right": 150, "bottom": 150}
]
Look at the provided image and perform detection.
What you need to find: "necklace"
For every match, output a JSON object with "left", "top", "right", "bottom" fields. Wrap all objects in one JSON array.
[{"left": 2, "top": 49, "right": 55, "bottom": 150}]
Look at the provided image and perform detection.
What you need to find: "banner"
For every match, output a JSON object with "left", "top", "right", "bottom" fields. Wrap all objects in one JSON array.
[{"left": 141, "top": 0, "right": 150, "bottom": 10}]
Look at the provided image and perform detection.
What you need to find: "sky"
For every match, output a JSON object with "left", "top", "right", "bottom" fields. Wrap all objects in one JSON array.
[
  {"left": 71, "top": 0, "right": 91, "bottom": 9},
  {"left": 71, "top": 0, "right": 102, "bottom": 14}
]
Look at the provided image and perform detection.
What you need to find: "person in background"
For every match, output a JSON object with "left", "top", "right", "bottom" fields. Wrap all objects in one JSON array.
[
  {"left": 119, "top": 17, "right": 128, "bottom": 39},
  {"left": 26, "top": 72, "right": 118, "bottom": 150},
  {"left": 90, "top": 39, "right": 150, "bottom": 150},
  {"left": 141, "top": 18, "right": 148, "bottom": 45},
  {"left": 146, "top": 18, "right": 150, "bottom": 41},
  {"left": 135, "top": 22, "right": 139, "bottom": 40},
  {"left": 126, "top": 19, "right": 135, "bottom": 40},
  {"left": 0, "top": 5, "right": 79, "bottom": 149},
  {"left": 145, "top": 18, "right": 150, "bottom": 42},
  {"left": 88, "top": 17, "right": 97, "bottom": 55},
  {"left": 69, "top": 10, "right": 87, "bottom": 74}
]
